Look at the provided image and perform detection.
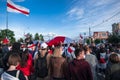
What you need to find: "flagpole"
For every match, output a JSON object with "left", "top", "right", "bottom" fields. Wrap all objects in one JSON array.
[{"left": 6, "top": 1, "right": 8, "bottom": 38}]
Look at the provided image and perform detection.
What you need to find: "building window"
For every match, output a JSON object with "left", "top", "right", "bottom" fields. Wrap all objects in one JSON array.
[
  {"left": 99, "top": 34, "right": 101, "bottom": 37},
  {"left": 102, "top": 33, "right": 106, "bottom": 37},
  {"left": 94, "top": 33, "right": 98, "bottom": 37}
]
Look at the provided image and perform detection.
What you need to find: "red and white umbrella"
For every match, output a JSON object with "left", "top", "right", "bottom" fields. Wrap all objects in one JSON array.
[{"left": 47, "top": 36, "right": 73, "bottom": 46}]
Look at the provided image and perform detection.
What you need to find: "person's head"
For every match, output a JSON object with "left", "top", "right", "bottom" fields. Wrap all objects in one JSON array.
[
  {"left": 40, "top": 42, "right": 48, "bottom": 53},
  {"left": 91, "top": 42, "right": 95, "bottom": 47},
  {"left": 84, "top": 45, "right": 91, "bottom": 54},
  {"left": 100, "top": 48, "right": 106, "bottom": 53},
  {"left": 25, "top": 38, "right": 31, "bottom": 44},
  {"left": 109, "top": 53, "right": 120, "bottom": 63},
  {"left": 8, "top": 52, "right": 21, "bottom": 66},
  {"left": 75, "top": 48, "right": 85, "bottom": 59},
  {"left": 70, "top": 43, "right": 73, "bottom": 47},
  {"left": 84, "top": 45, "right": 90, "bottom": 51},
  {"left": 53, "top": 43, "right": 63, "bottom": 57},
  {"left": 12, "top": 42, "right": 21, "bottom": 52}
]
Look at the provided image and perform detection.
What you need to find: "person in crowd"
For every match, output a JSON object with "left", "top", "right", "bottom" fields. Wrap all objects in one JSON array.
[
  {"left": 0, "top": 44, "right": 2, "bottom": 56},
  {"left": 11, "top": 42, "right": 21, "bottom": 53},
  {"left": 5, "top": 42, "right": 21, "bottom": 58},
  {"left": 99, "top": 48, "right": 107, "bottom": 74},
  {"left": 90, "top": 43, "right": 97, "bottom": 55},
  {"left": 84, "top": 45, "right": 98, "bottom": 80},
  {"left": 66, "top": 48, "right": 93, "bottom": 80},
  {"left": 116, "top": 44, "right": 120, "bottom": 53},
  {"left": 1, "top": 40, "right": 10, "bottom": 70},
  {"left": 0, "top": 44, "right": 4, "bottom": 79},
  {"left": 8, "top": 44, "right": 12, "bottom": 51},
  {"left": 32, "top": 42, "right": 40, "bottom": 59},
  {"left": 16, "top": 49, "right": 33, "bottom": 80},
  {"left": 49, "top": 43, "right": 66, "bottom": 80},
  {"left": 66, "top": 43, "right": 76, "bottom": 61},
  {"left": 2, "top": 42, "right": 22, "bottom": 71},
  {"left": 2, "top": 40, "right": 9, "bottom": 55},
  {"left": 1, "top": 52, "right": 26, "bottom": 80},
  {"left": 27, "top": 43, "right": 37, "bottom": 59},
  {"left": 34, "top": 42, "right": 51, "bottom": 80},
  {"left": 105, "top": 53, "right": 120, "bottom": 80}
]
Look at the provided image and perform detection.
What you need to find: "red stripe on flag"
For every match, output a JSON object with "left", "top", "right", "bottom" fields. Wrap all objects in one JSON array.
[
  {"left": 7, "top": 3, "right": 29, "bottom": 15},
  {"left": 68, "top": 47, "right": 73, "bottom": 53}
]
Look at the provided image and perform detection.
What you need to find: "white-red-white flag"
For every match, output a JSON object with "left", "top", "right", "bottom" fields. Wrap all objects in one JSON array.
[{"left": 7, "top": 0, "right": 30, "bottom": 16}]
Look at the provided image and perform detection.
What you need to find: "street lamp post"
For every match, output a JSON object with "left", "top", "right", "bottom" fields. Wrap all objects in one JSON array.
[{"left": 89, "top": 27, "right": 91, "bottom": 45}]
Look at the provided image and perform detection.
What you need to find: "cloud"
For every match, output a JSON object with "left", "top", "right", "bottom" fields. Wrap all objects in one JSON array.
[
  {"left": 0, "top": 25, "right": 6, "bottom": 30},
  {"left": 95, "top": 0, "right": 109, "bottom": 6},
  {"left": 67, "top": 7, "right": 84, "bottom": 20},
  {"left": 12, "top": 0, "right": 25, "bottom": 2},
  {"left": 72, "top": 1, "right": 119, "bottom": 24},
  {"left": 1, "top": 0, "right": 25, "bottom": 2},
  {"left": 91, "top": 1, "right": 120, "bottom": 27},
  {"left": 68, "top": 3, "right": 120, "bottom": 37},
  {"left": 10, "top": 26, "right": 25, "bottom": 39},
  {"left": 87, "top": 0, "right": 120, "bottom": 7}
]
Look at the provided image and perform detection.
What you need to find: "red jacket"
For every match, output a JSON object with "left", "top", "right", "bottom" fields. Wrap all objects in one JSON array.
[{"left": 17, "top": 54, "right": 34, "bottom": 76}]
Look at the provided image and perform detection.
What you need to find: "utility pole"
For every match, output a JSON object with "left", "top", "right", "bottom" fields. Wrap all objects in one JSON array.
[
  {"left": 89, "top": 27, "right": 91, "bottom": 37},
  {"left": 84, "top": 32, "right": 86, "bottom": 44},
  {"left": 89, "top": 27, "right": 91, "bottom": 45}
]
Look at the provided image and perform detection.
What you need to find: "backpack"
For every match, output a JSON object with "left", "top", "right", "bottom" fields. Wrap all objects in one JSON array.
[{"left": 35, "top": 52, "right": 48, "bottom": 78}]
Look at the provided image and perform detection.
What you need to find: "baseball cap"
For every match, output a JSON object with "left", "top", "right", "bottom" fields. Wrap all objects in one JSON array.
[{"left": 40, "top": 42, "right": 48, "bottom": 49}]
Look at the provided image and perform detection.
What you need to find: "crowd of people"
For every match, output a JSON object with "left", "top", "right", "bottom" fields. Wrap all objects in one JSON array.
[{"left": 0, "top": 39, "right": 120, "bottom": 80}]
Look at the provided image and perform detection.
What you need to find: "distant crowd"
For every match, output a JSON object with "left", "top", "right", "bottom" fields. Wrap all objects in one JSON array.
[{"left": 0, "top": 39, "right": 120, "bottom": 80}]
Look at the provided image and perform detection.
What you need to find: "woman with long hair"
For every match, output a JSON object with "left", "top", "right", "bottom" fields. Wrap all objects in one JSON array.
[{"left": 17, "top": 49, "right": 33, "bottom": 80}]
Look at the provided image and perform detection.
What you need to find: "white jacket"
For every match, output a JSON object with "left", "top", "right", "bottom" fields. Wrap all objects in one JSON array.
[{"left": 1, "top": 71, "right": 19, "bottom": 80}]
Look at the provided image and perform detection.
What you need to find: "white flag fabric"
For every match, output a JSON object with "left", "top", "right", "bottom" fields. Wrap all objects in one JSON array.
[{"left": 7, "top": 0, "right": 30, "bottom": 16}]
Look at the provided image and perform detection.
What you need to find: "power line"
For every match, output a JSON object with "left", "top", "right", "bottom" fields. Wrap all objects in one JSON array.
[{"left": 91, "top": 10, "right": 120, "bottom": 28}]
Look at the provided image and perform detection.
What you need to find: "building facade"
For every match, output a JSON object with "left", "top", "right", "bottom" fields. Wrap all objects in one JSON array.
[
  {"left": 112, "top": 23, "right": 120, "bottom": 35},
  {"left": 93, "top": 31, "right": 109, "bottom": 40}
]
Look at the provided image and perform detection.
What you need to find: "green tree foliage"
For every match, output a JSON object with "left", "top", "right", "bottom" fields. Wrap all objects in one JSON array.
[
  {"left": 40, "top": 34, "right": 44, "bottom": 41},
  {"left": 94, "top": 39, "right": 101, "bottom": 44},
  {"left": 29, "top": 33, "right": 33, "bottom": 40},
  {"left": 86, "top": 38, "right": 90, "bottom": 44},
  {"left": 0, "top": 29, "right": 16, "bottom": 43},
  {"left": 108, "top": 34, "right": 120, "bottom": 44},
  {"left": 17, "top": 38, "right": 24, "bottom": 43},
  {"left": 34, "top": 33, "right": 39, "bottom": 40},
  {"left": 0, "top": 29, "right": 45, "bottom": 43}
]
